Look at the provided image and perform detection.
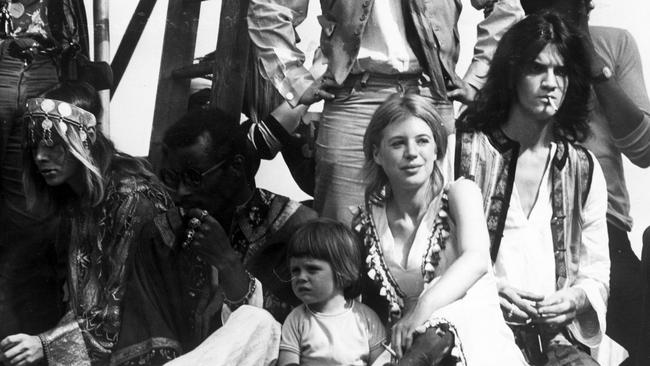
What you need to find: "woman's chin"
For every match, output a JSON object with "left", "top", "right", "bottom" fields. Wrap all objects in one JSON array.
[
  {"left": 391, "top": 175, "right": 429, "bottom": 190},
  {"left": 42, "top": 175, "right": 65, "bottom": 187}
]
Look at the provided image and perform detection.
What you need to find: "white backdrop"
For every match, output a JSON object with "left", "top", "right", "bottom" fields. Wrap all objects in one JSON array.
[{"left": 89, "top": 0, "right": 650, "bottom": 252}]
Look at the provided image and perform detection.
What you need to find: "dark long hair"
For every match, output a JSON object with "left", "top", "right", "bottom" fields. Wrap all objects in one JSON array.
[
  {"left": 461, "top": 11, "right": 591, "bottom": 143},
  {"left": 23, "top": 82, "right": 159, "bottom": 213},
  {"left": 363, "top": 93, "right": 448, "bottom": 206}
]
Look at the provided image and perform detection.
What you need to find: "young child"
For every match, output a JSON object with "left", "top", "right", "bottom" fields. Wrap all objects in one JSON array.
[{"left": 279, "top": 218, "right": 387, "bottom": 366}]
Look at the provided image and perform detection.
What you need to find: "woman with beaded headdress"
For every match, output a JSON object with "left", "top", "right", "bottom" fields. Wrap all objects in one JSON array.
[
  {"left": 353, "top": 93, "right": 525, "bottom": 365},
  {"left": 0, "top": 81, "right": 172, "bottom": 366}
]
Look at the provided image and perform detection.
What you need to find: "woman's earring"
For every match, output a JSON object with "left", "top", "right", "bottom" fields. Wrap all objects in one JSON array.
[{"left": 41, "top": 117, "right": 54, "bottom": 147}]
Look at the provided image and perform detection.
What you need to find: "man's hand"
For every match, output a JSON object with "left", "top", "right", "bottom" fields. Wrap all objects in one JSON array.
[
  {"left": 535, "top": 287, "right": 588, "bottom": 329},
  {"left": 446, "top": 79, "right": 478, "bottom": 105},
  {"left": 186, "top": 208, "right": 238, "bottom": 270},
  {"left": 0, "top": 334, "right": 44, "bottom": 366},
  {"left": 497, "top": 279, "right": 545, "bottom": 324},
  {"left": 298, "top": 78, "right": 336, "bottom": 106}
]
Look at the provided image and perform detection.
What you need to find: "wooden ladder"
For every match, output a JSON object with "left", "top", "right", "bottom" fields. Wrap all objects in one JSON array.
[
  {"left": 108, "top": 0, "right": 250, "bottom": 167},
  {"left": 148, "top": 0, "right": 251, "bottom": 168}
]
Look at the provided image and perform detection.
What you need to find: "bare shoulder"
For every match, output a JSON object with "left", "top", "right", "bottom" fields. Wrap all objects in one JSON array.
[
  {"left": 445, "top": 178, "right": 484, "bottom": 220},
  {"left": 447, "top": 178, "right": 482, "bottom": 201}
]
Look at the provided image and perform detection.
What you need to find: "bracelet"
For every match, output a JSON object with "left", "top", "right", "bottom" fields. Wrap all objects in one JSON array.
[
  {"left": 38, "top": 334, "right": 49, "bottom": 361},
  {"left": 223, "top": 270, "right": 256, "bottom": 310}
]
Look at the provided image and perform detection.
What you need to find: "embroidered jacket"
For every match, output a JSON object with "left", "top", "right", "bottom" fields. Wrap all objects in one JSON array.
[
  {"left": 248, "top": 0, "right": 524, "bottom": 106},
  {"left": 110, "top": 188, "right": 317, "bottom": 366},
  {"left": 453, "top": 129, "right": 610, "bottom": 346},
  {"left": 38, "top": 169, "right": 172, "bottom": 366}
]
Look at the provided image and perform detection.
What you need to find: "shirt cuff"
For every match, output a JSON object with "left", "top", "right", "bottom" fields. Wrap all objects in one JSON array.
[
  {"left": 567, "top": 281, "right": 608, "bottom": 347},
  {"left": 38, "top": 312, "right": 91, "bottom": 366},
  {"left": 463, "top": 60, "right": 490, "bottom": 91},
  {"left": 273, "top": 66, "right": 315, "bottom": 107},
  {"left": 246, "top": 118, "right": 284, "bottom": 159}
]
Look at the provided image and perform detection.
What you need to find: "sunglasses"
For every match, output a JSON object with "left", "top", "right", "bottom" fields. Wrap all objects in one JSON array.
[{"left": 160, "top": 158, "right": 228, "bottom": 190}]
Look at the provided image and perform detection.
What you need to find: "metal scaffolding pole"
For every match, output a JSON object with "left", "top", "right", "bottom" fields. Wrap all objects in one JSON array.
[{"left": 93, "top": 0, "right": 110, "bottom": 134}]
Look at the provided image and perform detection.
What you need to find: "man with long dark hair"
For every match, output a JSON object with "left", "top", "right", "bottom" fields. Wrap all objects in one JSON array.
[
  {"left": 454, "top": 12, "right": 609, "bottom": 365},
  {"left": 522, "top": 1, "right": 650, "bottom": 364}
]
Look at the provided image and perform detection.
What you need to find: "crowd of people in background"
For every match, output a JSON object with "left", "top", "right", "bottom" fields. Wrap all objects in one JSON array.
[{"left": 0, "top": 0, "right": 649, "bottom": 365}]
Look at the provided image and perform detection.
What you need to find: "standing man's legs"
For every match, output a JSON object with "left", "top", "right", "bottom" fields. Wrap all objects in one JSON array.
[
  {"left": 606, "top": 222, "right": 642, "bottom": 357},
  {"left": 0, "top": 50, "right": 62, "bottom": 338}
]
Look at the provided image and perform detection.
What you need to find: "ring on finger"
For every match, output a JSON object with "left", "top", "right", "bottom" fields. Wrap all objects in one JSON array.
[
  {"left": 189, "top": 217, "right": 201, "bottom": 229},
  {"left": 182, "top": 229, "right": 195, "bottom": 249},
  {"left": 199, "top": 210, "right": 209, "bottom": 221},
  {"left": 507, "top": 305, "right": 515, "bottom": 318}
]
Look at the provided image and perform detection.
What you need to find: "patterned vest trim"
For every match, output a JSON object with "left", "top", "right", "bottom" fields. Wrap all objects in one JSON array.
[
  {"left": 454, "top": 129, "right": 518, "bottom": 261},
  {"left": 455, "top": 130, "right": 593, "bottom": 290}
]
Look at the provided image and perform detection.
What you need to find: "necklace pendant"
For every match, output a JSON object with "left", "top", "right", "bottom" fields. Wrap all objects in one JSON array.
[{"left": 41, "top": 117, "right": 53, "bottom": 130}]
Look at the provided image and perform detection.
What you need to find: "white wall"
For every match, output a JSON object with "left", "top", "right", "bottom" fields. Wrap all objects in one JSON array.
[{"left": 90, "top": 0, "right": 650, "bottom": 250}]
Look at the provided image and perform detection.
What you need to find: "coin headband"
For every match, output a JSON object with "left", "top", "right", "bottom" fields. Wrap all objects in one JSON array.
[{"left": 24, "top": 98, "right": 97, "bottom": 147}]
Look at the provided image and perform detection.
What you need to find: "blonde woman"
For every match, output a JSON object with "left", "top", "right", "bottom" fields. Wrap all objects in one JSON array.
[{"left": 354, "top": 93, "right": 525, "bottom": 365}]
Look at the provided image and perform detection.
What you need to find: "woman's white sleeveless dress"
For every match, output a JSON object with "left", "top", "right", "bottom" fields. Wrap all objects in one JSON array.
[{"left": 371, "top": 195, "right": 527, "bottom": 366}]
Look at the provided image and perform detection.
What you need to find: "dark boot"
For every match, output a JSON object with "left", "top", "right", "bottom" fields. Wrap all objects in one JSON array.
[{"left": 396, "top": 327, "right": 454, "bottom": 366}]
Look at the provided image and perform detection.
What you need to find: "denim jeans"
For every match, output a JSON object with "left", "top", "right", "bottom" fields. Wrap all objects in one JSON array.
[
  {"left": 314, "top": 74, "right": 454, "bottom": 224},
  {"left": 0, "top": 49, "right": 63, "bottom": 338},
  {"left": 0, "top": 49, "right": 60, "bottom": 222}
]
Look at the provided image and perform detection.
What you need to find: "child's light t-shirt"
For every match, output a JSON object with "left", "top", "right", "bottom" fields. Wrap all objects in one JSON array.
[{"left": 280, "top": 300, "right": 386, "bottom": 366}]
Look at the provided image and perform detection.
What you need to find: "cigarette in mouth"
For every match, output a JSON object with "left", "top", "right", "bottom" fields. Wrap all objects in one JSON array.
[{"left": 547, "top": 97, "right": 559, "bottom": 112}]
